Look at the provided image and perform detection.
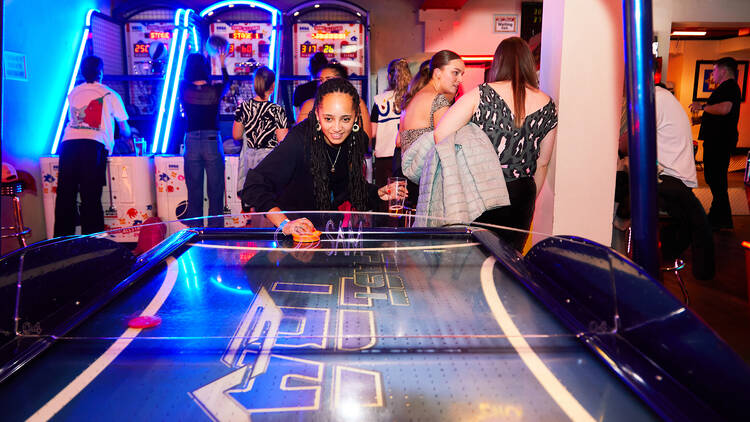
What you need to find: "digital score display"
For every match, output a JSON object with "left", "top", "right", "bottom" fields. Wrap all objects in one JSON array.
[
  {"left": 230, "top": 32, "right": 262, "bottom": 40},
  {"left": 133, "top": 42, "right": 149, "bottom": 57},
  {"left": 299, "top": 43, "right": 336, "bottom": 58},
  {"left": 237, "top": 44, "right": 253, "bottom": 58},
  {"left": 300, "top": 43, "right": 317, "bottom": 57},
  {"left": 226, "top": 44, "right": 255, "bottom": 58},
  {"left": 147, "top": 31, "right": 171, "bottom": 40}
]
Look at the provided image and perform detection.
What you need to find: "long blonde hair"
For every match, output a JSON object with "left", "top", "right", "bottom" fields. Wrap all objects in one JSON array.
[{"left": 388, "top": 58, "right": 411, "bottom": 114}]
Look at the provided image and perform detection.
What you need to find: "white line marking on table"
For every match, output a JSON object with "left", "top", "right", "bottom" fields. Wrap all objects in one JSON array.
[
  {"left": 189, "top": 242, "right": 480, "bottom": 253},
  {"left": 28, "top": 256, "right": 180, "bottom": 422},
  {"left": 480, "top": 256, "right": 596, "bottom": 422}
]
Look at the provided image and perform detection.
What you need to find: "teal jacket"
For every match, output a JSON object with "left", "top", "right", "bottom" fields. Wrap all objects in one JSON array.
[{"left": 401, "top": 123, "right": 510, "bottom": 227}]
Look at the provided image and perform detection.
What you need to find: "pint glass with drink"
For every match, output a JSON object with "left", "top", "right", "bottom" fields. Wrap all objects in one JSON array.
[{"left": 387, "top": 177, "right": 406, "bottom": 214}]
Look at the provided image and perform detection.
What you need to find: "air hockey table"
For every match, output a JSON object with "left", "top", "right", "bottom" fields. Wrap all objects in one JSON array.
[{"left": 0, "top": 212, "right": 748, "bottom": 421}]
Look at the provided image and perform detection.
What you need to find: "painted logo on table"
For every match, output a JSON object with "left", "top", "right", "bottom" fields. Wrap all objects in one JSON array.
[{"left": 190, "top": 247, "right": 409, "bottom": 419}]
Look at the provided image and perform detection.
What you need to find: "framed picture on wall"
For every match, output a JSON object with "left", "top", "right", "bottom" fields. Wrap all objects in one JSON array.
[{"left": 692, "top": 59, "right": 748, "bottom": 101}]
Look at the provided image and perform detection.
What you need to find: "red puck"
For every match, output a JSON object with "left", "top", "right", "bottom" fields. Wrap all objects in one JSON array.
[{"left": 128, "top": 315, "right": 162, "bottom": 329}]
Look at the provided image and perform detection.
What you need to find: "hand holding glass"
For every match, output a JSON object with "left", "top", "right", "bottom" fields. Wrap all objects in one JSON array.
[{"left": 383, "top": 177, "right": 407, "bottom": 214}]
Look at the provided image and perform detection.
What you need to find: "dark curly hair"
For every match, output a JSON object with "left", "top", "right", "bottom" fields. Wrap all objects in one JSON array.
[
  {"left": 305, "top": 78, "right": 369, "bottom": 211},
  {"left": 183, "top": 53, "right": 210, "bottom": 82}
]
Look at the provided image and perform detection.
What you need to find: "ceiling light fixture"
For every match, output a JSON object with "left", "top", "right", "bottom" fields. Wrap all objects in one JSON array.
[{"left": 671, "top": 31, "right": 707, "bottom": 36}]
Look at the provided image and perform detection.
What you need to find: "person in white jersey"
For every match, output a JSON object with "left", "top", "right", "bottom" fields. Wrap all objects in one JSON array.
[
  {"left": 54, "top": 55, "right": 131, "bottom": 237},
  {"left": 370, "top": 58, "right": 411, "bottom": 187},
  {"left": 654, "top": 84, "right": 714, "bottom": 280}
]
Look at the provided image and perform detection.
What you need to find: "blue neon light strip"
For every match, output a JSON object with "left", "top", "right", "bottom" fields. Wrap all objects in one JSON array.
[
  {"left": 192, "top": 26, "right": 199, "bottom": 51},
  {"left": 152, "top": 8, "right": 184, "bottom": 154},
  {"left": 199, "top": 0, "right": 280, "bottom": 19},
  {"left": 199, "top": 1, "right": 280, "bottom": 69},
  {"left": 272, "top": 23, "right": 281, "bottom": 101},
  {"left": 160, "top": 10, "right": 192, "bottom": 153},
  {"left": 51, "top": 9, "right": 98, "bottom": 154}
]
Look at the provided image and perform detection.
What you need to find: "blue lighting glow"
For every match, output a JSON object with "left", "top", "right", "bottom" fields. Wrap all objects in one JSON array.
[
  {"left": 210, "top": 277, "right": 254, "bottom": 295},
  {"left": 272, "top": 28, "right": 281, "bottom": 101},
  {"left": 179, "top": 253, "right": 190, "bottom": 289},
  {"left": 173, "top": 7, "right": 184, "bottom": 25},
  {"left": 160, "top": 9, "right": 192, "bottom": 153},
  {"left": 192, "top": 26, "right": 199, "bottom": 52},
  {"left": 51, "top": 8, "right": 98, "bottom": 154},
  {"left": 152, "top": 8, "right": 183, "bottom": 154},
  {"left": 187, "top": 249, "right": 199, "bottom": 289},
  {"left": 199, "top": 1, "right": 280, "bottom": 19}
]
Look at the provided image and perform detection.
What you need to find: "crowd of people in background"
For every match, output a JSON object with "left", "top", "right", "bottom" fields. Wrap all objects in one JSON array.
[{"left": 55, "top": 36, "right": 742, "bottom": 264}]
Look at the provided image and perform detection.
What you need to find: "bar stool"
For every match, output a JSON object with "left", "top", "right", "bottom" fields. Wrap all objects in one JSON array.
[
  {"left": 1, "top": 180, "right": 31, "bottom": 248},
  {"left": 662, "top": 258, "right": 689, "bottom": 306},
  {"left": 625, "top": 224, "right": 689, "bottom": 305}
]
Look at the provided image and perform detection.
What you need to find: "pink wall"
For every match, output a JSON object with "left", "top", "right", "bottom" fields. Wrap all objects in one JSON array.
[{"left": 420, "top": 0, "right": 522, "bottom": 92}]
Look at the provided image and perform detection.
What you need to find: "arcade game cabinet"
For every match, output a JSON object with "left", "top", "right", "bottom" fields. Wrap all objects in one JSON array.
[
  {"left": 41, "top": 7, "right": 196, "bottom": 242},
  {"left": 154, "top": 1, "right": 282, "bottom": 230}
]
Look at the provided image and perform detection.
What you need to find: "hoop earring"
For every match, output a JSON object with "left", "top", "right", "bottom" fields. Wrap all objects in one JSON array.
[
  {"left": 352, "top": 122, "right": 360, "bottom": 132},
  {"left": 315, "top": 122, "right": 321, "bottom": 131}
]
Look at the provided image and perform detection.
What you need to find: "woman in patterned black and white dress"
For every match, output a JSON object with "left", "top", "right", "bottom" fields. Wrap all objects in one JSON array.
[
  {"left": 435, "top": 37, "right": 558, "bottom": 250},
  {"left": 233, "top": 66, "right": 289, "bottom": 211}
]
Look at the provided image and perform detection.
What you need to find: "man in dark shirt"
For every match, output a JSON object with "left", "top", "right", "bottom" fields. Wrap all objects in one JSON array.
[
  {"left": 292, "top": 52, "right": 328, "bottom": 120},
  {"left": 179, "top": 53, "right": 229, "bottom": 226},
  {"left": 690, "top": 57, "right": 742, "bottom": 230}
]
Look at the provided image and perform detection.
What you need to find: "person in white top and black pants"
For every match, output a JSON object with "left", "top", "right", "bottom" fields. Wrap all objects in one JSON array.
[
  {"left": 370, "top": 59, "right": 411, "bottom": 187},
  {"left": 54, "top": 56, "right": 131, "bottom": 237},
  {"left": 654, "top": 84, "right": 714, "bottom": 280}
]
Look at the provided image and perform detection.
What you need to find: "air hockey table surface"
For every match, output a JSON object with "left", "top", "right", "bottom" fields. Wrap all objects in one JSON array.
[{"left": 0, "top": 212, "right": 748, "bottom": 421}]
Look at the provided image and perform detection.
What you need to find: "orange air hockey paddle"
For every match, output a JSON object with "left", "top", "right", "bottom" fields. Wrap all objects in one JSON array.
[{"left": 292, "top": 230, "right": 322, "bottom": 243}]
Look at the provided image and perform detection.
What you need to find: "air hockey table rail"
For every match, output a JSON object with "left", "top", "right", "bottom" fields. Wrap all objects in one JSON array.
[{"left": 1, "top": 211, "right": 749, "bottom": 421}]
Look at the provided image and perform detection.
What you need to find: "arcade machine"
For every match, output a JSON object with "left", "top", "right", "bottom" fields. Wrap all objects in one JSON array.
[
  {"left": 154, "top": 1, "right": 283, "bottom": 231},
  {"left": 41, "top": 8, "right": 196, "bottom": 242},
  {"left": 284, "top": 1, "right": 372, "bottom": 180},
  {"left": 283, "top": 0, "right": 369, "bottom": 113}
]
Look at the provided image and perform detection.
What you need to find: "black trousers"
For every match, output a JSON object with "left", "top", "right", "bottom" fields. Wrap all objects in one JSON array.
[
  {"left": 658, "top": 175, "right": 715, "bottom": 280},
  {"left": 474, "top": 177, "right": 537, "bottom": 251},
  {"left": 54, "top": 139, "right": 108, "bottom": 237},
  {"left": 702, "top": 139, "right": 735, "bottom": 227}
]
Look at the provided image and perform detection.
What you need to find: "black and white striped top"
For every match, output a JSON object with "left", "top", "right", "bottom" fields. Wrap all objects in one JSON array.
[{"left": 234, "top": 99, "right": 289, "bottom": 149}]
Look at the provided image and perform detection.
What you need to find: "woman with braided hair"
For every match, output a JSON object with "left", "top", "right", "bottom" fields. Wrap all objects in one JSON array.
[
  {"left": 296, "top": 62, "right": 372, "bottom": 139},
  {"left": 240, "top": 78, "right": 407, "bottom": 236}
]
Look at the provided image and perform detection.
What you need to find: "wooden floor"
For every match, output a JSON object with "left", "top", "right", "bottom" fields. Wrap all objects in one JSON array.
[{"left": 661, "top": 166, "right": 750, "bottom": 364}]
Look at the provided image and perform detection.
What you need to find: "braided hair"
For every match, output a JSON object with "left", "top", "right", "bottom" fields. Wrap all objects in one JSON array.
[{"left": 305, "top": 78, "right": 369, "bottom": 211}]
